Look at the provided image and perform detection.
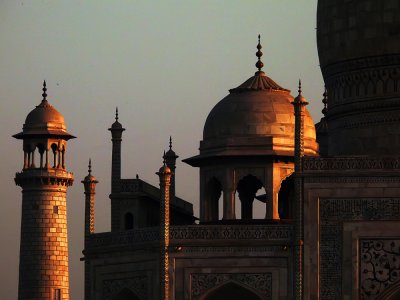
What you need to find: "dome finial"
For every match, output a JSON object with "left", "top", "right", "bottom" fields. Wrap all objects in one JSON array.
[
  {"left": 115, "top": 107, "right": 119, "bottom": 121},
  {"left": 163, "top": 150, "right": 166, "bottom": 165},
  {"left": 255, "top": 34, "right": 264, "bottom": 73},
  {"left": 322, "top": 87, "right": 328, "bottom": 116},
  {"left": 42, "top": 80, "right": 47, "bottom": 101},
  {"left": 88, "top": 158, "right": 92, "bottom": 175},
  {"left": 169, "top": 136, "right": 172, "bottom": 150}
]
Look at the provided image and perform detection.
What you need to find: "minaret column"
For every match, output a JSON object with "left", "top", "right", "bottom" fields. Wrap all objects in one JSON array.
[
  {"left": 14, "top": 81, "right": 75, "bottom": 300},
  {"left": 157, "top": 161, "right": 172, "bottom": 300},
  {"left": 82, "top": 159, "right": 98, "bottom": 238},
  {"left": 108, "top": 108, "right": 125, "bottom": 193},
  {"left": 81, "top": 159, "right": 98, "bottom": 300}
]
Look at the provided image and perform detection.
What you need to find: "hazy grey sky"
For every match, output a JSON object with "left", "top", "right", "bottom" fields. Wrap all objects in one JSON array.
[{"left": 0, "top": 1, "right": 322, "bottom": 298}]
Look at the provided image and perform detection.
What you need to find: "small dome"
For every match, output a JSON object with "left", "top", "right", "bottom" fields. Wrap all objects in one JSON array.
[
  {"left": 24, "top": 100, "right": 66, "bottom": 131},
  {"left": 202, "top": 71, "right": 318, "bottom": 156},
  {"left": 13, "top": 82, "right": 75, "bottom": 140},
  {"left": 110, "top": 120, "right": 123, "bottom": 129},
  {"left": 109, "top": 107, "right": 125, "bottom": 131}
]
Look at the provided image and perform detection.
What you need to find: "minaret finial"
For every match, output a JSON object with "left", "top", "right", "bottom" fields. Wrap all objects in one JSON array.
[
  {"left": 88, "top": 158, "right": 92, "bottom": 175},
  {"left": 115, "top": 107, "right": 119, "bottom": 121},
  {"left": 298, "top": 79, "right": 302, "bottom": 95},
  {"left": 42, "top": 80, "right": 47, "bottom": 101},
  {"left": 163, "top": 150, "right": 166, "bottom": 165},
  {"left": 322, "top": 87, "right": 328, "bottom": 116},
  {"left": 169, "top": 136, "right": 172, "bottom": 150},
  {"left": 255, "top": 34, "right": 264, "bottom": 73}
]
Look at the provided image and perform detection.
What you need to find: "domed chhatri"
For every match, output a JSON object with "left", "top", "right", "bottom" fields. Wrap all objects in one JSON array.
[
  {"left": 184, "top": 37, "right": 318, "bottom": 222},
  {"left": 14, "top": 81, "right": 74, "bottom": 139},
  {"left": 201, "top": 37, "right": 318, "bottom": 158}
]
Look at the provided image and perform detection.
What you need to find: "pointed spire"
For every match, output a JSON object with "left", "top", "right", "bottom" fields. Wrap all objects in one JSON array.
[
  {"left": 115, "top": 107, "right": 119, "bottom": 121},
  {"left": 163, "top": 150, "right": 166, "bottom": 165},
  {"left": 298, "top": 79, "right": 302, "bottom": 95},
  {"left": 255, "top": 34, "right": 264, "bottom": 73},
  {"left": 42, "top": 80, "right": 47, "bottom": 102},
  {"left": 169, "top": 136, "right": 172, "bottom": 150},
  {"left": 292, "top": 79, "right": 308, "bottom": 105},
  {"left": 322, "top": 87, "right": 328, "bottom": 116},
  {"left": 88, "top": 158, "right": 92, "bottom": 175}
]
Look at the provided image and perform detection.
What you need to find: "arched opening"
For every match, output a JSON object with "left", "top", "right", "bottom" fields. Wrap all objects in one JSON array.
[
  {"left": 236, "top": 175, "right": 263, "bottom": 220},
  {"left": 203, "top": 282, "right": 262, "bottom": 300},
  {"left": 376, "top": 280, "right": 400, "bottom": 300},
  {"left": 385, "top": 290, "right": 400, "bottom": 300},
  {"left": 30, "top": 144, "right": 37, "bottom": 168},
  {"left": 278, "top": 174, "right": 295, "bottom": 219},
  {"left": 113, "top": 288, "right": 140, "bottom": 300},
  {"left": 61, "top": 145, "right": 65, "bottom": 169},
  {"left": 36, "top": 143, "right": 45, "bottom": 168},
  {"left": 51, "top": 143, "right": 58, "bottom": 168},
  {"left": 124, "top": 212, "right": 134, "bottom": 230},
  {"left": 205, "top": 177, "right": 222, "bottom": 221}
]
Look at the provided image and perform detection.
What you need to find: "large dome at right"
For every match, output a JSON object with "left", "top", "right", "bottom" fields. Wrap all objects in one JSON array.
[
  {"left": 317, "top": 0, "right": 400, "bottom": 70},
  {"left": 316, "top": 0, "right": 400, "bottom": 156}
]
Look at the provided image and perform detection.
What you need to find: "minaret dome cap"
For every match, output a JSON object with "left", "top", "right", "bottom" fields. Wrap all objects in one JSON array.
[{"left": 14, "top": 81, "right": 75, "bottom": 140}]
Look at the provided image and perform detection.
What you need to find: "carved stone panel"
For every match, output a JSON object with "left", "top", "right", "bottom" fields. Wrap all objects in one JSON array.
[
  {"left": 360, "top": 239, "right": 400, "bottom": 300},
  {"left": 319, "top": 198, "right": 400, "bottom": 299},
  {"left": 190, "top": 273, "right": 272, "bottom": 300}
]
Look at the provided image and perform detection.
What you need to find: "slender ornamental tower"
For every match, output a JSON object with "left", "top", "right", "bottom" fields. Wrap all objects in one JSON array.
[
  {"left": 292, "top": 81, "right": 308, "bottom": 300},
  {"left": 157, "top": 160, "right": 172, "bottom": 300},
  {"left": 82, "top": 159, "right": 98, "bottom": 238},
  {"left": 108, "top": 108, "right": 125, "bottom": 194},
  {"left": 81, "top": 159, "right": 98, "bottom": 300},
  {"left": 13, "top": 82, "right": 75, "bottom": 300}
]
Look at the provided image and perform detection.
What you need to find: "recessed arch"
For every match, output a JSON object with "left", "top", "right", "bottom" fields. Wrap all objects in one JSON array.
[
  {"left": 113, "top": 288, "right": 140, "bottom": 300},
  {"left": 376, "top": 280, "right": 400, "bottom": 300},
  {"left": 202, "top": 281, "right": 262, "bottom": 300},
  {"left": 124, "top": 212, "right": 134, "bottom": 230}
]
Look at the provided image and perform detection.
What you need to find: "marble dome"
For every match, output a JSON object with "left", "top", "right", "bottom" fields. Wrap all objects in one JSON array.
[
  {"left": 14, "top": 82, "right": 74, "bottom": 139},
  {"left": 202, "top": 70, "right": 318, "bottom": 157}
]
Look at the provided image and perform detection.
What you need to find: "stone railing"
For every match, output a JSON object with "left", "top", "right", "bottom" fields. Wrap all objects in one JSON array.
[
  {"left": 303, "top": 157, "right": 400, "bottom": 171},
  {"left": 86, "top": 224, "right": 293, "bottom": 249}
]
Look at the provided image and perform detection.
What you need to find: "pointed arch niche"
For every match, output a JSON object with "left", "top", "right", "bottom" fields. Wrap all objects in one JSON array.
[
  {"left": 113, "top": 288, "right": 140, "bottom": 300},
  {"left": 202, "top": 281, "right": 263, "bottom": 300}
]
